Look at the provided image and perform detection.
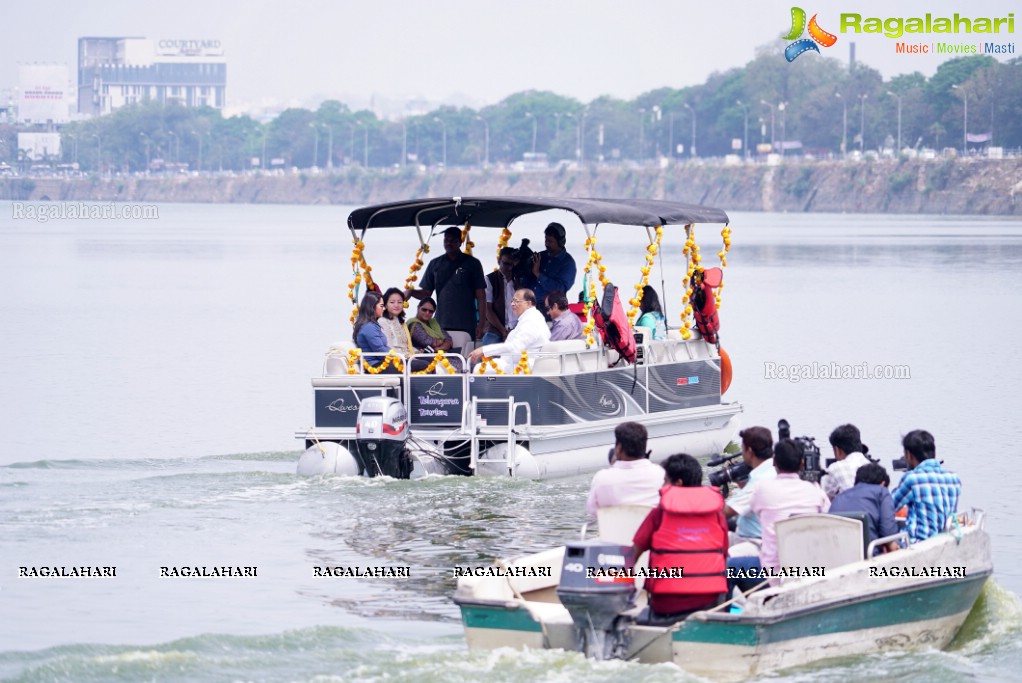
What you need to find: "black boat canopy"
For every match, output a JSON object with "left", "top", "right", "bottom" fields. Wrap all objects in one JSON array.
[{"left": 347, "top": 196, "right": 729, "bottom": 231}]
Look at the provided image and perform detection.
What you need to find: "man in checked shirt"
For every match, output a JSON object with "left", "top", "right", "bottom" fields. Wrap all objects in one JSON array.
[{"left": 891, "top": 430, "right": 962, "bottom": 543}]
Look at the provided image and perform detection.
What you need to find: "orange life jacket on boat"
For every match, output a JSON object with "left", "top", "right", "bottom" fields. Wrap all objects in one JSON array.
[
  {"left": 648, "top": 485, "right": 728, "bottom": 597},
  {"left": 593, "top": 283, "right": 637, "bottom": 364},
  {"left": 691, "top": 268, "right": 721, "bottom": 345}
]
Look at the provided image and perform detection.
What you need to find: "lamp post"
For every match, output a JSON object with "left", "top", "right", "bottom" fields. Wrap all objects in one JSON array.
[
  {"left": 638, "top": 107, "right": 645, "bottom": 163},
  {"left": 668, "top": 111, "right": 675, "bottom": 161},
  {"left": 651, "top": 105, "right": 662, "bottom": 158},
  {"left": 858, "top": 94, "right": 868, "bottom": 152},
  {"left": 327, "top": 125, "right": 334, "bottom": 170},
  {"left": 736, "top": 100, "right": 749, "bottom": 160},
  {"left": 760, "top": 100, "right": 776, "bottom": 150},
  {"left": 835, "top": 92, "right": 847, "bottom": 159},
  {"left": 93, "top": 133, "right": 102, "bottom": 176},
  {"left": 952, "top": 84, "right": 968, "bottom": 154},
  {"left": 525, "top": 112, "right": 537, "bottom": 155},
  {"left": 887, "top": 90, "right": 902, "bottom": 154},
  {"left": 168, "top": 130, "right": 179, "bottom": 165},
  {"left": 139, "top": 131, "right": 150, "bottom": 171},
  {"left": 362, "top": 122, "right": 369, "bottom": 169},
  {"left": 476, "top": 115, "right": 489, "bottom": 167},
  {"left": 310, "top": 123, "right": 319, "bottom": 168},
  {"left": 433, "top": 117, "right": 446, "bottom": 167},
  {"left": 778, "top": 102, "right": 786, "bottom": 157},
  {"left": 682, "top": 102, "right": 696, "bottom": 158}
]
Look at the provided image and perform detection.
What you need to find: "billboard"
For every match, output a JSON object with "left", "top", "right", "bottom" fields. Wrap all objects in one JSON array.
[
  {"left": 18, "top": 64, "right": 71, "bottom": 124},
  {"left": 17, "top": 132, "right": 62, "bottom": 161}
]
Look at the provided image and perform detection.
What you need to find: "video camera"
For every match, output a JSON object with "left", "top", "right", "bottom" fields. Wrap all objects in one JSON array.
[
  {"left": 706, "top": 452, "right": 751, "bottom": 489},
  {"left": 778, "top": 419, "right": 825, "bottom": 484}
]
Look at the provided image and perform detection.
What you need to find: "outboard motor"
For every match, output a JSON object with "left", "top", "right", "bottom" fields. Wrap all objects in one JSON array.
[
  {"left": 556, "top": 540, "right": 636, "bottom": 660},
  {"left": 354, "top": 396, "right": 411, "bottom": 478}
]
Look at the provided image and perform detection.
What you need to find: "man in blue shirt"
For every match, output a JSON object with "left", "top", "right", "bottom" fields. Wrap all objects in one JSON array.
[
  {"left": 523, "top": 223, "right": 576, "bottom": 318},
  {"left": 891, "top": 430, "right": 962, "bottom": 543},
  {"left": 830, "top": 462, "right": 900, "bottom": 552}
]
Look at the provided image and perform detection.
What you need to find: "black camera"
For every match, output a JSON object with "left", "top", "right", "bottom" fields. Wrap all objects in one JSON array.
[
  {"left": 707, "top": 453, "right": 752, "bottom": 488},
  {"left": 891, "top": 457, "right": 909, "bottom": 472},
  {"left": 778, "top": 419, "right": 825, "bottom": 484}
]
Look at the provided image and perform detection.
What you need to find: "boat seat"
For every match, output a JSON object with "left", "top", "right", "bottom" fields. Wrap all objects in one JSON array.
[
  {"left": 324, "top": 341, "right": 358, "bottom": 376},
  {"left": 596, "top": 505, "right": 654, "bottom": 544},
  {"left": 448, "top": 331, "right": 472, "bottom": 355},
  {"left": 775, "top": 513, "right": 865, "bottom": 579},
  {"left": 311, "top": 375, "right": 402, "bottom": 388},
  {"left": 504, "top": 546, "right": 564, "bottom": 596},
  {"left": 829, "top": 510, "right": 872, "bottom": 557},
  {"left": 532, "top": 339, "right": 601, "bottom": 374}
]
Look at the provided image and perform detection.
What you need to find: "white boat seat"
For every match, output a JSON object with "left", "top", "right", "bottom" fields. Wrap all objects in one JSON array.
[
  {"left": 448, "top": 330, "right": 472, "bottom": 354},
  {"left": 596, "top": 505, "right": 655, "bottom": 545},
  {"left": 324, "top": 341, "right": 358, "bottom": 376},
  {"left": 532, "top": 339, "right": 599, "bottom": 374},
  {"left": 775, "top": 513, "right": 865, "bottom": 579},
  {"left": 504, "top": 547, "right": 564, "bottom": 596}
]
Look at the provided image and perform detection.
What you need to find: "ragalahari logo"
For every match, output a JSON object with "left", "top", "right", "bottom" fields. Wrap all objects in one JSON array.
[{"left": 783, "top": 7, "right": 838, "bottom": 61}]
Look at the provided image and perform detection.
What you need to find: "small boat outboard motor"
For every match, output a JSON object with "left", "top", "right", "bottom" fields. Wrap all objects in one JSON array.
[
  {"left": 556, "top": 540, "right": 636, "bottom": 660},
  {"left": 353, "top": 396, "right": 411, "bottom": 478}
]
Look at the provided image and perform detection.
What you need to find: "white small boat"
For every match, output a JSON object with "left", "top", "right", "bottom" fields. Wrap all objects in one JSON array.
[
  {"left": 296, "top": 197, "right": 741, "bottom": 479},
  {"left": 453, "top": 507, "right": 992, "bottom": 681}
]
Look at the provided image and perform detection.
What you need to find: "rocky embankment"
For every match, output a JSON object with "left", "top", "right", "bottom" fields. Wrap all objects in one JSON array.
[{"left": 4, "top": 158, "right": 1022, "bottom": 215}]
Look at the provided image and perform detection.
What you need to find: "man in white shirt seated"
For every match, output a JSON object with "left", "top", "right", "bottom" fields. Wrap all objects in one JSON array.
[
  {"left": 468, "top": 288, "right": 550, "bottom": 373},
  {"left": 821, "top": 423, "right": 872, "bottom": 500},
  {"left": 586, "top": 422, "right": 665, "bottom": 515},
  {"left": 546, "top": 290, "right": 584, "bottom": 341}
]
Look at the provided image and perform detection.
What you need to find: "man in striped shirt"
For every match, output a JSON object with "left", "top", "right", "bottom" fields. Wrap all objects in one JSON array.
[{"left": 891, "top": 430, "right": 962, "bottom": 543}]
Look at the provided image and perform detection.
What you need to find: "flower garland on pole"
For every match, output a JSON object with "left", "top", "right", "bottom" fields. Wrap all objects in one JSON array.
[
  {"left": 581, "top": 234, "right": 610, "bottom": 346},
  {"left": 715, "top": 225, "right": 732, "bottom": 309},
  {"left": 347, "top": 238, "right": 375, "bottom": 324},
  {"left": 627, "top": 226, "right": 664, "bottom": 325},
  {"left": 402, "top": 244, "right": 430, "bottom": 308},
  {"left": 460, "top": 222, "right": 474, "bottom": 255},
  {"left": 679, "top": 224, "right": 701, "bottom": 340},
  {"left": 362, "top": 350, "right": 405, "bottom": 375},
  {"left": 494, "top": 227, "right": 513, "bottom": 270},
  {"left": 473, "top": 351, "right": 531, "bottom": 375}
]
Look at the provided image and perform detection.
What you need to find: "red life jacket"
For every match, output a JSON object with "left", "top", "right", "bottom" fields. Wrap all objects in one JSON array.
[
  {"left": 691, "top": 268, "right": 721, "bottom": 345},
  {"left": 648, "top": 485, "right": 728, "bottom": 597},
  {"left": 592, "top": 283, "right": 637, "bottom": 364}
]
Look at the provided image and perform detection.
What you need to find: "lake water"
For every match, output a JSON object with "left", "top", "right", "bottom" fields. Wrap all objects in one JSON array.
[{"left": 2, "top": 201, "right": 1021, "bottom": 682}]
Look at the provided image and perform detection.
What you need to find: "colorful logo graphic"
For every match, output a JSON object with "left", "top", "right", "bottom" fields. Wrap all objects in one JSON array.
[{"left": 783, "top": 7, "right": 838, "bottom": 61}]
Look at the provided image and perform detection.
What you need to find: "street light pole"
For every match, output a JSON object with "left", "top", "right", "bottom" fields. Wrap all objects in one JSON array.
[
  {"left": 778, "top": 103, "right": 786, "bottom": 157},
  {"left": 760, "top": 100, "right": 776, "bottom": 150},
  {"left": 311, "top": 123, "right": 319, "bottom": 168},
  {"left": 433, "top": 117, "right": 446, "bottom": 167},
  {"left": 525, "top": 112, "right": 537, "bottom": 155},
  {"left": 887, "top": 91, "right": 902, "bottom": 154},
  {"left": 858, "top": 94, "right": 868, "bottom": 152},
  {"left": 835, "top": 92, "right": 847, "bottom": 159},
  {"left": 736, "top": 100, "right": 749, "bottom": 160},
  {"left": 327, "top": 125, "right": 334, "bottom": 170},
  {"left": 682, "top": 102, "right": 696, "bottom": 158},
  {"left": 476, "top": 115, "right": 489, "bottom": 167},
  {"left": 952, "top": 84, "right": 968, "bottom": 154}
]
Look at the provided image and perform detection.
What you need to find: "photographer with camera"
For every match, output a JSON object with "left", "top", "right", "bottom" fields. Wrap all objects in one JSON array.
[
  {"left": 728, "top": 439, "right": 831, "bottom": 592},
  {"left": 722, "top": 426, "right": 777, "bottom": 554},
  {"left": 822, "top": 423, "right": 873, "bottom": 501},
  {"left": 890, "top": 430, "right": 962, "bottom": 543}
]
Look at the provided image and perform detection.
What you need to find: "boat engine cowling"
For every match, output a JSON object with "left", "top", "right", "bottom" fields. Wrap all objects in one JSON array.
[
  {"left": 556, "top": 540, "right": 636, "bottom": 659},
  {"left": 354, "top": 396, "right": 411, "bottom": 478}
]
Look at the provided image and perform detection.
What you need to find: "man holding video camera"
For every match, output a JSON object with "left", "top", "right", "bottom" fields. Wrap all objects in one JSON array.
[
  {"left": 722, "top": 426, "right": 776, "bottom": 551},
  {"left": 822, "top": 423, "right": 872, "bottom": 500}
]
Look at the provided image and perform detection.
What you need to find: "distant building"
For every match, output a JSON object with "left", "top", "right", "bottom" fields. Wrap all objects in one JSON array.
[
  {"left": 77, "top": 37, "right": 226, "bottom": 116},
  {"left": 17, "top": 64, "right": 72, "bottom": 124}
]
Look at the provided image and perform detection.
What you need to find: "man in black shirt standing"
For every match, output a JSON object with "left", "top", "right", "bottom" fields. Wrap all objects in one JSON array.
[{"left": 406, "top": 226, "right": 487, "bottom": 339}]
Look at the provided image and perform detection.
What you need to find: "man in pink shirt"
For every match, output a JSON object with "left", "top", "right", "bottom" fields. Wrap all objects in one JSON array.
[
  {"left": 586, "top": 422, "right": 665, "bottom": 515},
  {"left": 752, "top": 439, "right": 831, "bottom": 573}
]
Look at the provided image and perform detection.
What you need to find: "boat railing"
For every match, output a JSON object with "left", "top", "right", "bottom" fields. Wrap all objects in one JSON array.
[{"left": 866, "top": 531, "right": 910, "bottom": 558}]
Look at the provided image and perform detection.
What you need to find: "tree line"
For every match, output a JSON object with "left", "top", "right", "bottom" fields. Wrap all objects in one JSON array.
[{"left": 5, "top": 52, "right": 1018, "bottom": 174}]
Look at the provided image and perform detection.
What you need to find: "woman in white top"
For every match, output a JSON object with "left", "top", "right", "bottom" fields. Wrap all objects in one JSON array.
[{"left": 378, "top": 287, "right": 414, "bottom": 355}]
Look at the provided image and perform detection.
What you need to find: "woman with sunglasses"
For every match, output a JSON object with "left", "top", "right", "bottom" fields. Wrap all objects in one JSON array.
[{"left": 407, "top": 297, "right": 464, "bottom": 372}]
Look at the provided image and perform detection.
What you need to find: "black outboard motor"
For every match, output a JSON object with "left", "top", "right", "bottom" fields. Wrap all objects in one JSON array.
[
  {"left": 353, "top": 396, "right": 411, "bottom": 478},
  {"left": 556, "top": 540, "right": 636, "bottom": 660}
]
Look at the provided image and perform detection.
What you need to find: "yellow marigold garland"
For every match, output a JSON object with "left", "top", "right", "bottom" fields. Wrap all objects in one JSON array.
[
  {"left": 679, "top": 225, "right": 702, "bottom": 340},
  {"left": 581, "top": 235, "right": 609, "bottom": 346},
  {"left": 410, "top": 349, "right": 459, "bottom": 375},
  {"left": 715, "top": 225, "right": 732, "bottom": 309},
  {"left": 347, "top": 239, "right": 376, "bottom": 323},
  {"left": 475, "top": 356, "right": 504, "bottom": 375},
  {"left": 344, "top": 347, "right": 405, "bottom": 374},
  {"left": 627, "top": 226, "right": 663, "bottom": 325},
  {"left": 460, "top": 222, "right": 474, "bottom": 255},
  {"left": 494, "top": 227, "right": 512, "bottom": 270},
  {"left": 474, "top": 351, "right": 530, "bottom": 375},
  {"left": 513, "top": 350, "right": 531, "bottom": 375},
  {"left": 402, "top": 244, "right": 430, "bottom": 307}
]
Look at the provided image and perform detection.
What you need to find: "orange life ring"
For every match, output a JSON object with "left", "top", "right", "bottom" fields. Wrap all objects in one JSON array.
[{"left": 719, "top": 347, "right": 732, "bottom": 395}]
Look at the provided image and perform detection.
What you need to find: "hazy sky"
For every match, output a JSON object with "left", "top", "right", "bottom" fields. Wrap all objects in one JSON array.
[{"left": 3, "top": 0, "right": 1017, "bottom": 114}]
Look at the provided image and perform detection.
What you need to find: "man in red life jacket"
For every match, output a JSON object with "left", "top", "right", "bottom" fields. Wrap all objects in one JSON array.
[{"left": 632, "top": 453, "right": 729, "bottom": 620}]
